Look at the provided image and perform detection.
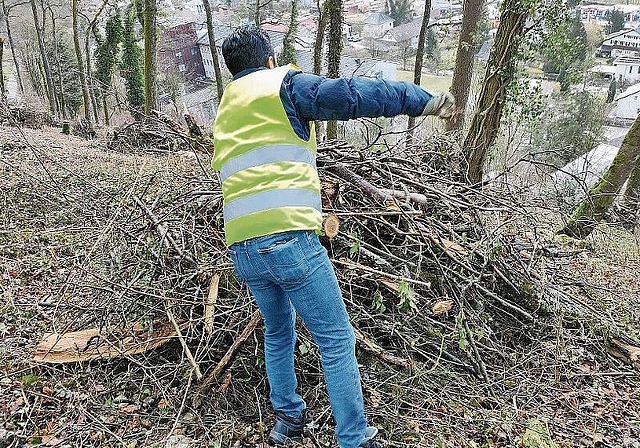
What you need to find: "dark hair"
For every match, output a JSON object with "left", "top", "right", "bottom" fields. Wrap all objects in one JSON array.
[{"left": 221, "top": 25, "right": 274, "bottom": 76}]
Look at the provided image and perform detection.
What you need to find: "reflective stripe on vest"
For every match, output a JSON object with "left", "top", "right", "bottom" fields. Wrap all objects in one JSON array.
[
  {"left": 212, "top": 65, "right": 322, "bottom": 246},
  {"left": 220, "top": 144, "right": 317, "bottom": 182},
  {"left": 224, "top": 188, "right": 322, "bottom": 222}
]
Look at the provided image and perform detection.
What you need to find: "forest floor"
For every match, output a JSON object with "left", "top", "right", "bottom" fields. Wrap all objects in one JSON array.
[{"left": 1, "top": 122, "right": 640, "bottom": 448}]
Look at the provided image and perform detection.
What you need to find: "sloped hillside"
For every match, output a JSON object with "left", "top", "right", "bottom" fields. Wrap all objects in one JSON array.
[{"left": 1, "top": 121, "right": 639, "bottom": 448}]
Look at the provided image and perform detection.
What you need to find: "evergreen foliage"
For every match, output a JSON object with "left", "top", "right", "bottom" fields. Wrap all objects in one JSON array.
[
  {"left": 541, "top": 15, "right": 588, "bottom": 80},
  {"left": 606, "top": 9, "right": 626, "bottom": 34},
  {"left": 530, "top": 91, "right": 605, "bottom": 168},
  {"left": 425, "top": 28, "right": 440, "bottom": 68},
  {"left": 133, "top": 0, "right": 145, "bottom": 27},
  {"left": 425, "top": 28, "right": 437, "bottom": 58},
  {"left": 279, "top": 0, "right": 298, "bottom": 66},
  {"left": 387, "top": 0, "right": 413, "bottom": 26},
  {"left": 94, "top": 10, "right": 123, "bottom": 99},
  {"left": 121, "top": 9, "right": 145, "bottom": 118}
]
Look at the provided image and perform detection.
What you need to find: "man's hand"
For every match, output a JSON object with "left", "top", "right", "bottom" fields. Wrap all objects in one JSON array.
[{"left": 421, "top": 92, "right": 456, "bottom": 118}]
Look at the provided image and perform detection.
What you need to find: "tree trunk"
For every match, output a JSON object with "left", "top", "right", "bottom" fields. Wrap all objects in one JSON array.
[
  {"left": 3, "top": 0, "right": 25, "bottom": 94},
  {"left": 406, "top": 0, "right": 432, "bottom": 145},
  {"left": 312, "top": 0, "right": 329, "bottom": 142},
  {"left": 30, "top": 0, "right": 57, "bottom": 116},
  {"left": 446, "top": 0, "right": 485, "bottom": 133},
  {"left": 85, "top": 34, "right": 100, "bottom": 123},
  {"left": 559, "top": 115, "right": 640, "bottom": 238},
  {"left": 326, "top": 0, "right": 343, "bottom": 140},
  {"left": 48, "top": 10, "right": 66, "bottom": 118},
  {"left": 102, "top": 92, "right": 110, "bottom": 126},
  {"left": 462, "top": 0, "right": 528, "bottom": 184},
  {"left": 254, "top": 0, "right": 274, "bottom": 25},
  {"left": 621, "top": 160, "right": 640, "bottom": 229},
  {"left": 85, "top": 1, "right": 109, "bottom": 124},
  {"left": 203, "top": 0, "right": 224, "bottom": 101},
  {"left": 72, "top": 0, "right": 92, "bottom": 123},
  {"left": 0, "top": 38, "right": 5, "bottom": 100},
  {"left": 143, "top": 0, "right": 157, "bottom": 116},
  {"left": 255, "top": 0, "right": 260, "bottom": 25},
  {"left": 312, "top": 0, "right": 328, "bottom": 75}
]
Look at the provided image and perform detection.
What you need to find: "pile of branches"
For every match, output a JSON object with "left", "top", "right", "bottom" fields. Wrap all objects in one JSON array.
[
  {"left": 12, "top": 129, "right": 638, "bottom": 445},
  {"left": 0, "top": 103, "right": 54, "bottom": 128},
  {"left": 107, "top": 113, "right": 210, "bottom": 154},
  {"left": 71, "top": 118, "right": 97, "bottom": 139},
  {"left": 47, "top": 133, "right": 636, "bottom": 377}
]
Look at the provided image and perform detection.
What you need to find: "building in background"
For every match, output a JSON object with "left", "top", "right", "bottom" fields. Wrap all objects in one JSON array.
[
  {"left": 612, "top": 82, "right": 640, "bottom": 120},
  {"left": 613, "top": 55, "right": 640, "bottom": 84},
  {"left": 598, "top": 28, "right": 640, "bottom": 58},
  {"left": 159, "top": 18, "right": 206, "bottom": 80}
]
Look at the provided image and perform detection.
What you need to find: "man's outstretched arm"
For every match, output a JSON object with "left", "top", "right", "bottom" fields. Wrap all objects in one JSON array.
[{"left": 286, "top": 72, "right": 454, "bottom": 121}]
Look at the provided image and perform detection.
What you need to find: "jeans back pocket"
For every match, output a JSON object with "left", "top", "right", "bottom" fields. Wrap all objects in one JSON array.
[{"left": 258, "top": 236, "right": 311, "bottom": 284}]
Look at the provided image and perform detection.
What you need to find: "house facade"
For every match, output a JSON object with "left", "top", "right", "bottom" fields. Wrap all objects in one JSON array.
[
  {"left": 362, "top": 12, "right": 394, "bottom": 38},
  {"left": 159, "top": 20, "right": 206, "bottom": 80},
  {"left": 613, "top": 55, "right": 640, "bottom": 84},
  {"left": 598, "top": 28, "right": 640, "bottom": 58},
  {"left": 580, "top": 4, "right": 640, "bottom": 26},
  {"left": 613, "top": 82, "right": 640, "bottom": 119},
  {"left": 197, "top": 26, "right": 286, "bottom": 79},
  {"left": 430, "top": 0, "right": 463, "bottom": 19},
  {"left": 379, "top": 19, "right": 422, "bottom": 48}
]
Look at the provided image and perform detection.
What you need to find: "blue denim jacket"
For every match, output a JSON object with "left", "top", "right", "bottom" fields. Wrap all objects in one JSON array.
[{"left": 233, "top": 67, "right": 433, "bottom": 141}]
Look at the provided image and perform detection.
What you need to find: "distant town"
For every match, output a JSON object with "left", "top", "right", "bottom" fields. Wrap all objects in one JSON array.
[{"left": 103, "top": 0, "right": 640, "bottom": 127}]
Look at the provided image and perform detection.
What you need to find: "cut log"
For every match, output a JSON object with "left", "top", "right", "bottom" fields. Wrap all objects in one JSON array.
[
  {"left": 32, "top": 321, "right": 181, "bottom": 364},
  {"left": 608, "top": 337, "right": 640, "bottom": 369}
]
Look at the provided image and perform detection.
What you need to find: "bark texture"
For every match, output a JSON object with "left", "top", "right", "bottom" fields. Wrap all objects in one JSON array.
[
  {"left": 30, "top": 0, "right": 57, "bottom": 115},
  {"left": 143, "top": 0, "right": 158, "bottom": 115},
  {"left": 325, "top": 0, "right": 343, "bottom": 140},
  {"left": 72, "top": 0, "right": 92, "bottom": 122},
  {"left": 203, "top": 0, "right": 224, "bottom": 101},
  {"left": 446, "top": 0, "right": 485, "bottom": 133},
  {"left": 463, "top": 0, "right": 528, "bottom": 184},
  {"left": 559, "top": 115, "right": 640, "bottom": 238},
  {"left": 406, "top": 0, "right": 432, "bottom": 144}
]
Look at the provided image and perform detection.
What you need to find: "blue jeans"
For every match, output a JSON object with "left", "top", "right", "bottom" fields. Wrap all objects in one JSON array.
[{"left": 229, "top": 230, "right": 369, "bottom": 448}]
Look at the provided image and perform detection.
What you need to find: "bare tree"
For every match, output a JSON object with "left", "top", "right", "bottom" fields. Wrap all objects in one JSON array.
[
  {"left": 559, "top": 115, "right": 640, "bottom": 238},
  {"left": 463, "top": 0, "right": 528, "bottom": 184},
  {"left": 446, "top": 0, "right": 485, "bottom": 133},
  {"left": 312, "top": 0, "right": 328, "bottom": 75},
  {"left": 2, "top": 0, "right": 26, "bottom": 94},
  {"left": 254, "top": 0, "right": 274, "bottom": 26},
  {"left": 83, "top": 0, "right": 110, "bottom": 123},
  {"left": 29, "top": 0, "right": 57, "bottom": 115},
  {"left": 406, "top": 0, "right": 431, "bottom": 144},
  {"left": 143, "top": 0, "right": 157, "bottom": 115},
  {"left": 325, "top": 0, "right": 343, "bottom": 140},
  {"left": 72, "top": 0, "right": 91, "bottom": 123},
  {"left": 203, "top": 0, "right": 223, "bottom": 101}
]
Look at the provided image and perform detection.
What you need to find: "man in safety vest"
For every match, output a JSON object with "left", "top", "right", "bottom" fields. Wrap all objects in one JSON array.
[{"left": 212, "top": 25, "right": 454, "bottom": 448}]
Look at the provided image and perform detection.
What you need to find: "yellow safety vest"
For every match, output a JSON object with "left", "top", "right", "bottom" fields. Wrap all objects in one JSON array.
[{"left": 212, "top": 65, "right": 322, "bottom": 246}]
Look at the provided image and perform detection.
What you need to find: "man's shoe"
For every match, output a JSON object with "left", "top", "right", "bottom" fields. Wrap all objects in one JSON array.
[
  {"left": 359, "top": 426, "right": 381, "bottom": 448},
  {"left": 267, "top": 411, "right": 306, "bottom": 445}
]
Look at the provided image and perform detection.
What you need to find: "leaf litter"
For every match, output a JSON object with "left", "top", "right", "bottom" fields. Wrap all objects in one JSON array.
[{"left": 1, "top": 116, "right": 639, "bottom": 447}]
